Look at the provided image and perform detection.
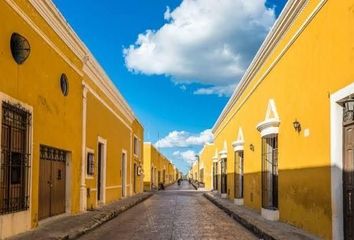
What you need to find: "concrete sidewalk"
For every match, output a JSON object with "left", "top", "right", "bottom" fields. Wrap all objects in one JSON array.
[
  {"left": 204, "top": 192, "right": 320, "bottom": 240},
  {"left": 10, "top": 192, "right": 153, "bottom": 240}
]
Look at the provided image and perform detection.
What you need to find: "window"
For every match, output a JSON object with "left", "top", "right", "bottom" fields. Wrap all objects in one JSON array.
[
  {"left": 87, "top": 152, "right": 94, "bottom": 176},
  {"left": 0, "top": 101, "right": 31, "bottom": 214},
  {"left": 261, "top": 135, "right": 278, "bottom": 210},
  {"left": 234, "top": 151, "right": 244, "bottom": 199},
  {"left": 133, "top": 136, "right": 139, "bottom": 156}
]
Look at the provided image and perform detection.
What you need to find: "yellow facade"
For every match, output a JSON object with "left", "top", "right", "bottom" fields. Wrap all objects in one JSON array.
[
  {"left": 143, "top": 143, "right": 179, "bottom": 190},
  {"left": 200, "top": 0, "right": 354, "bottom": 239},
  {"left": 0, "top": 1, "right": 143, "bottom": 238},
  {"left": 198, "top": 143, "right": 214, "bottom": 190}
]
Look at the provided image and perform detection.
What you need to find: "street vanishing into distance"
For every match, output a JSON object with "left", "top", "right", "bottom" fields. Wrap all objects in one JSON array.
[{"left": 78, "top": 181, "right": 257, "bottom": 240}]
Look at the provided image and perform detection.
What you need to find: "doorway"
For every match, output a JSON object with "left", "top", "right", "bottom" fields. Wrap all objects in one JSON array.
[
  {"left": 122, "top": 151, "right": 127, "bottom": 197},
  {"left": 343, "top": 99, "right": 354, "bottom": 240},
  {"left": 39, "top": 145, "right": 67, "bottom": 220},
  {"left": 97, "top": 138, "right": 106, "bottom": 205}
]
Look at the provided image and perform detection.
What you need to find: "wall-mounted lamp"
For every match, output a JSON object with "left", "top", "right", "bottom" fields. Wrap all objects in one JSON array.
[
  {"left": 249, "top": 144, "right": 254, "bottom": 151},
  {"left": 293, "top": 119, "right": 301, "bottom": 133}
]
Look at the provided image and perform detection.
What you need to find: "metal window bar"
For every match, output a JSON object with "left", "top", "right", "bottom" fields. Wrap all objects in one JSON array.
[
  {"left": 0, "top": 101, "right": 31, "bottom": 215},
  {"left": 261, "top": 136, "right": 278, "bottom": 210}
]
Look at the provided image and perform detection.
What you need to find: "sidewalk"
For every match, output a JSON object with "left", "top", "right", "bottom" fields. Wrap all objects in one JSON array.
[
  {"left": 204, "top": 192, "right": 320, "bottom": 240},
  {"left": 10, "top": 192, "right": 153, "bottom": 240}
]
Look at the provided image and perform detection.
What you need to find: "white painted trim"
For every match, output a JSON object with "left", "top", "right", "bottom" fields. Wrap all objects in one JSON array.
[
  {"left": 105, "top": 185, "right": 121, "bottom": 190},
  {"left": 0, "top": 92, "right": 33, "bottom": 238},
  {"left": 97, "top": 137, "right": 107, "bottom": 205},
  {"left": 28, "top": 0, "right": 138, "bottom": 124},
  {"left": 83, "top": 82, "right": 132, "bottom": 131},
  {"left": 28, "top": 0, "right": 86, "bottom": 59},
  {"left": 85, "top": 148, "right": 95, "bottom": 179},
  {"left": 219, "top": 141, "right": 228, "bottom": 159},
  {"left": 80, "top": 86, "right": 88, "bottom": 212},
  {"left": 213, "top": 0, "right": 327, "bottom": 137},
  {"left": 261, "top": 208, "right": 279, "bottom": 221},
  {"left": 234, "top": 198, "right": 244, "bottom": 206},
  {"left": 232, "top": 128, "right": 245, "bottom": 152},
  {"left": 330, "top": 83, "right": 354, "bottom": 240},
  {"left": 4, "top": 0, "right": 84, "bottom": 76},
  {"left": 257, "top": 100, "right": 281, "bottom": 137}
]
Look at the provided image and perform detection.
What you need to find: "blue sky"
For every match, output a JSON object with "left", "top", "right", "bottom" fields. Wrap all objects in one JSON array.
[{"left": 53, "top": 0, "right": 287, "bottom": 174}]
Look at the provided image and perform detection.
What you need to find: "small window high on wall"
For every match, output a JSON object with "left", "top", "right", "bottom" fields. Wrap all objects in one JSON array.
[{"left": 261, "top": 135, "right": 278, "bottom": 210}]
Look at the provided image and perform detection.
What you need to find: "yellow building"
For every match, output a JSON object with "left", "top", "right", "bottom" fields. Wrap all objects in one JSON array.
[
  {"left": 197, "top": 143, "right": 214, "bottom": 190},
  {"left": 0, "top": 1, "right": 143, "bottom": 238},
  {"left": 143, "top": 143, "right": 179, "bottom": 190},
  {"left": 200, "top": 0, "right": 354, "bottom": 239}
]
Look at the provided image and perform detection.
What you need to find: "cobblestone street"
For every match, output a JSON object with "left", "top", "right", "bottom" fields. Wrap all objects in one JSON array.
[{"left": 78, "top": 181, "right": 257, "bottom": 240}]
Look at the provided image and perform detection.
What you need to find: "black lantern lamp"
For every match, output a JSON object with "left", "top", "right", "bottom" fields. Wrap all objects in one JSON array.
[
  {"left": 293, "top": 119, "right": 301, "bottom": 133},
  {"left": 343, "top": 97, "right": 354, "bottom": 122},
  {"left": 10, "top": 33, "right": 31, "bottom": 64}
]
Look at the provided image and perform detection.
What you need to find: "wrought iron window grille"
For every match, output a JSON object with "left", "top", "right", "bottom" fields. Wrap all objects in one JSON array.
[{"left": 1, "top": 101, "right": 31, "bottom": 215}]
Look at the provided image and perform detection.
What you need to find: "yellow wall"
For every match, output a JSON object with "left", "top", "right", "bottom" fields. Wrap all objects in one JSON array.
[
  {"left": 199, "top": 144, "right": 214, "bottom": 190},
  {"left": 0, "top": 0, "right": 143, "bottom": 238},
  {"left": 0, "top": 1, "right": 83, "bottom": 236},
  {"left": 208, "top": 0, "right": 354, "bottom": 239}
]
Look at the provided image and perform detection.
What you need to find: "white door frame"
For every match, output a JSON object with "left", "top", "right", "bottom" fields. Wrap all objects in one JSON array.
[
  {"left": 122, "top": 150, "right": 127, "bottom": 197},
  {"left": 97, "top": 137, "right": 107, "bottom": 204},
  {"left": 330, "top": 82, "right": 354, "bottom": 240}
]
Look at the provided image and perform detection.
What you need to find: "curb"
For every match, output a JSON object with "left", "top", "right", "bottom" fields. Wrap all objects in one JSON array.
[
  {"left": 69, "top": 193, "right": 153, "bottom": 239},
  {"left": 204, "top": 193, "right": 275, "bottom": 240}
]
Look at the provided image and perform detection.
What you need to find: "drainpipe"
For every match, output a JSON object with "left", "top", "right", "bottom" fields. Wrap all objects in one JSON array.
[{"left": 80, "top": 84, "right": 88, "bottom": 212}]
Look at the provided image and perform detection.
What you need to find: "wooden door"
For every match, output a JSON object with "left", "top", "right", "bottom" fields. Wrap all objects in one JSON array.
[
  {"left": 344, "top": 122, "right": 354, "bottom": 239},
  {"left": 39, "top": 158, "right": 51, "bottom": 220},
  {"left": 50, "top": 160, "right": 66, "bottom": 216},
  {"left": 39, "top": 146, "right": 66, "bottom": 220}
]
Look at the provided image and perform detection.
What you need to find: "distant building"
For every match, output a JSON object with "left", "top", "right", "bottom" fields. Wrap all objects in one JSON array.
[{"left": 143, "top": 143, "right": 179, "bottom": 191}]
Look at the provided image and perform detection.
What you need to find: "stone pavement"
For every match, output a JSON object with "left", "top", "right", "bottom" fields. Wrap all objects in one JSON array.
[
  {"left": 78, "top": 181, "right": 257, "bottom": 240},
  {"left": 10, "top": 192, "right": 153, "bottom": 240},
  {"left": 204, "top": 192, "right": 320, "bottom": 240}
]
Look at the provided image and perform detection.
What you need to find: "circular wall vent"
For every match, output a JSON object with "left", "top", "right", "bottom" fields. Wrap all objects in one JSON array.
[
  {"left": 10, "top": 33, "right": 31, "bottom": 65},
  {"left": 60, "top": 74, "right": 69, "bottom": 96}
]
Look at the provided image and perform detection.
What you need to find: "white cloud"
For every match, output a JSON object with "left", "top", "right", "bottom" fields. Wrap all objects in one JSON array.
[
  {"left": 124, "top": 0, "right": 275, "bottom": 96},
  {"left": 173, "top": 150, "right": 197, "bottom": 165},
  {"left": 155, "top": 129, "right": 213, "bottom": 148},
  {"left": 193, "top": 84, "right": 236, "bottom": 97}
]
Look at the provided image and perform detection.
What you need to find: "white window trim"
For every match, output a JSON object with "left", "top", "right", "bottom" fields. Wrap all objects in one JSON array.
[
  {"left": 330, "top": 82, "right": 354, "bottom": 240},
  {"left": 232, "top": 128, "right": 245, "bottom": 152},
  {"left": 85, "top": 148, "right": 95, "bottom": 179},
  {"left": 257, "top": 99, "right": 280, "bottom": 137},
  {"left": 0, "top": 92, "right": 33, "bottom": 239}
]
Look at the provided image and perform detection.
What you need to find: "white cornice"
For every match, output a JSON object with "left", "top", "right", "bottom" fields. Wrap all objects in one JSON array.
[
  {"left": 27, "top": 0, "right": 137, "bottom": 124},
  {"left": 212, "top": 0, "right": 309, "bottom": 134}
]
